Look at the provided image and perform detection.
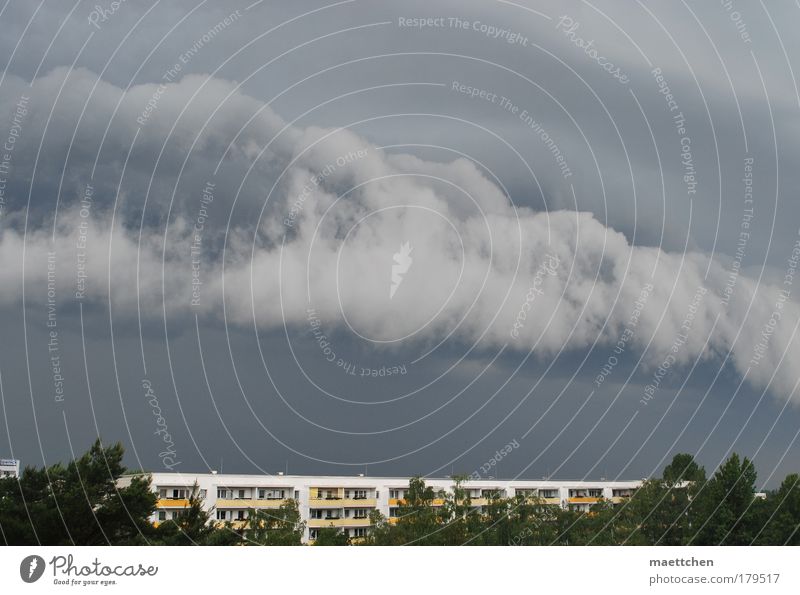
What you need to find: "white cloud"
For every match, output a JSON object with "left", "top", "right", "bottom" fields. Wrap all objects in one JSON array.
[{"left": 2, "top": 68, "right": 798, "bottom": 403}]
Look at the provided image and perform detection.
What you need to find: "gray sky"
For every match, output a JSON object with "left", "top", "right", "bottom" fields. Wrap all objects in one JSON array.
[{"left": 1, "top": 0, "right": 799, "bottom": 487}]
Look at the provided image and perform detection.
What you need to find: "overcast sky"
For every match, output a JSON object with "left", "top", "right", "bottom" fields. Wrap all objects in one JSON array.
[{"left": 1, "top": 0, "right": 799, "bottom": 487}]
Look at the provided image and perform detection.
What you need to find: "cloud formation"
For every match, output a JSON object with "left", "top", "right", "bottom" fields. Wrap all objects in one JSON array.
[{"left": 2, "top": 68, "right": 799, "bottom": 404}]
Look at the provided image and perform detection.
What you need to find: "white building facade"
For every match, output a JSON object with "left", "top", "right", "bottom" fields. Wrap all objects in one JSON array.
[
  {"left": 0, "top": 458, "right": 20, "bottom": 478},
  {"left": 128, "top": 472, "right": 642, "bottom": 543}
]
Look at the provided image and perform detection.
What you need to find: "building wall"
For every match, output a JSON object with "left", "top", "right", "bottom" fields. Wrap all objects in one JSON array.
[
  {"left": 127, "top": 473, "right": 642, "bottom": 543},
  {"left": 0, "top": 458, "right": 19, "bottom": 478}
]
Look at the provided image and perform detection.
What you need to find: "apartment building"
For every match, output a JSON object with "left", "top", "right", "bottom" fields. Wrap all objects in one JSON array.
[
  {"left": 122, "top": 472, "right": 642, "bottom": 543},
  {"left": 0, "top": 458, "right": 19, "bottom": 478}
]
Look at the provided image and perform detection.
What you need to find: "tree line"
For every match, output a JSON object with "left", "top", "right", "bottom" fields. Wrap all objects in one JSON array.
[{"left": 1, "top": 440, "right": 798, "bottom": 545}]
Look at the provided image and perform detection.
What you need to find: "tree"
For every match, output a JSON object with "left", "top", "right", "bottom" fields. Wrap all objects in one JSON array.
[
  {"left": 3, "top": 444, "right": 796, "bottom": 546},
  {"left": 439, "top": 475, "right": 472, "bottom": 545},
  {"left": 362, "top": 509, "right": 390, "bottom": 545},
  {"left": 690, "top": 453, "right": 757, "bottom": 545},
  {"left": 504, "top": 494, "right": 560, "bottom": 545},
  {"left": 466, "top": 489, "right": 509, "bottom": 545},
  {"left": 245, "top": 499, "right": 304, "bottom": 545},
  {"left": 620, "top": 478, "right": 687, "bottom": 545},
  {"left": 755, "top": 473, "right": 800, "bottom": 545},
  {"left": 0, "top": 439, "right": 156, "bottom": 545},
  {"left": 381, "top": 476, "right": 445, "bottom": 545},
  {"left": 313, "top": 526, "right": 349, "bottom": 545},
  {"left": 663, "top": 453, "right": 706, "bottom": 486},
  {"left": 152, "top": 483, "right": 239, "bottom": 545},
  {"left": 617, "top": 453, "right": 707, "bottom": 546}
]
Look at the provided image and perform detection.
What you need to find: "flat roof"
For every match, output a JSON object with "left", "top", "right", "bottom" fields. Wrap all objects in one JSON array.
[{"left": 122, "top": 471, "right": 642, "bottom": 484}]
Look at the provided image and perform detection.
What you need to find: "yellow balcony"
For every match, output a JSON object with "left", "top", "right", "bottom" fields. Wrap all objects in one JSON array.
[
  {"left": 157, "top": 498, "right": 189, "bottom": 508},
  {"left": 308, "top": 497, "right": 344, "bottom": 508},
  {"left": 388, "top": 498, "right": 446, "bottom": 507},
  {"left": 308, "top": 517, "right": 371, "bottom": 528},
  {"left": 569, "top": 497, "right": 601, "bottom": 504},
  {"left": 308, "top": 497, "right": 376, "bottom": 508},
  {"left": 517, "top": 494, "right": 561, "bottom": 504},
  {"left": 213, "top": 520, "right": 248, "bottom": 529},
  {"left": 309, "top": 488, "right": 344, "bottom": 499},
  {"left": 216, "top": 498, "right": 288, "bottom": 509},
  {"left": 341, "top": 498, "right": 377, "bottom": 508}
]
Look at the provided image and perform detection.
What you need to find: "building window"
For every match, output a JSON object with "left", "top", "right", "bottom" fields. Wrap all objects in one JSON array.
[
  {"left": 353, "top": 509, "right": 368, "bottom": 519},
  {"left": 237, "top": 510, "right": 245, "bottom": 520},
  {"left": 389, "top": 508, "right": 399, "bottom": 518},
  {"left": 158, "top": 489, "right": 167, "bottom": 498},
  {"left": 309, "top": 529, "right": 318, "bottom": 540},
  {"left": 216, "top": 510, "right": 227, "bottom": 520},
  {"left": 199, "top": 489, "right": 206, "bottom": 499},
  {"left": 294, "top": 490, "right": 299, "bottom": 500},
  {"left": 171, "top": 488, "right": 187, "bottom": 499},
  {"left": 353, "top": 528, "right": 367, "bottom": 538},
  {"left": 158, "top": 511, "right": 166, "bottom": 521},
  {"left": 259, "top": 488, "right": 285, "bottom": 499},
  {"left": 353, "top": 489, "right": 367, "bottom": 500},
  {"left": 310, "top": 510, "right": 323, "bottom": 519},
  {"left": 217, "top": 489, "right": 227, "bottom": 499},
  {"left": 238, "top": 489, "right": 246, "bottom": 499}
]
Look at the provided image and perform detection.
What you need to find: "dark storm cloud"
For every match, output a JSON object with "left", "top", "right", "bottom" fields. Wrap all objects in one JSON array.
[{"left": 1, "top": 0, "right": 799, "bottom": 483}]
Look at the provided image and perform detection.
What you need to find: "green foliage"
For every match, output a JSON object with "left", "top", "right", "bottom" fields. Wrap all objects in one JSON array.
[
  {"left": 245, "top": 499, "right": 305, "bottom": 545},
  {"left": 0, "top": 439, "right": 156, "bottom": 545},
  {"left": 151, "top": 483, "right": 234, "bottom": 545},
  {"left": 689, "top": 453, "right": 758, "bottom": 545},
  {"left": 755, "top": 473, "right": 800, "bottom": 545},
  {"left": 3, "top": 446, "right": 800, "bottom": 546},
  {"left": 382, "top": 475, "right": 447, "bottom": 545},
  {"left": 313, "top": 526, "right": 350, "bottom": 546},
  {"left": 663, "top": 453, "right": 706, "bottom": 485},
  {"left": 366, "top": 455, "right": 800, "bottom": 547}
]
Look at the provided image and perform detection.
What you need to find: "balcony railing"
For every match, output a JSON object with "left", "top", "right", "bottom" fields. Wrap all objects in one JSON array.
[
  {"left": 216, "top": 498, "right": 288, "bottom": 509},
  {"left": 308, "top": 517, "right": 371, "bottom": 528},
  {"left": 156, "top": 498, "right": 190, "bottom": 508},
  {"left": 388, "top": 498, "right": 446, "bottom": 507},
  {"left": 309, "top": 497, "right": 377, "bottom": 508},
  {"left": 568, "top": 497, "right": 601, "bottom": 504}
]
